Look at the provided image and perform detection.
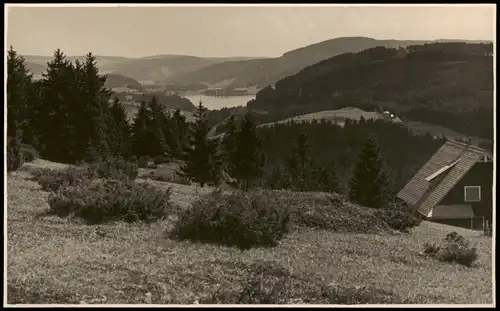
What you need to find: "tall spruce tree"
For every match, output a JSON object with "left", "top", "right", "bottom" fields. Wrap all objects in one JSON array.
[
  {"left": 177, "top": 101, "right": 221, "bottom": 187},
  {"left": 38, "top": 49, "right": 76, "bottom": 163},
  {"left": 148, "top": 96, "right": 170, "bottom": 158},
  {"left": 82, "top": 53, "right": 112, "bottom": 162},
  {"left": 286, "top": 132, "right": 315, "bottom": 191},
  {"left": 131, "top": 101, "right": 153, "bottom": 158},
  {"left": 221, "top": 115, "right": 238, "bottom": 174},
  {"left": 7, "top": 121, "right": 24, "bottom": 172},
  {"left": 314, "top": 160, "right": 341, "bottom": 193},
  {"left": 108, "top": 98, "right": 132, "bottom": 157},
  {"left": 348, "top": 134, "right": 390, "bottom": 209},
  {"left": 228, "top": 113, "right": 264, "bottom": 190},
  {"left": 7, "top": 47, "right": 34, "bottom": 142},
  {"left": 169, "top": 108, "right": 189, "bottom": 156}
]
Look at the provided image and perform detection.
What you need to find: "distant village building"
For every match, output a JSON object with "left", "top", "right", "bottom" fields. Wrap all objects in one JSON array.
[
  {"left": 232, "top": 88, "right": 249, "bottom": 95},
  {"left": 203, "top": 88, "right": 225, "bottom": 97},
  {"left": 397, "top": 140, "right": 493, "bottom": 231}
]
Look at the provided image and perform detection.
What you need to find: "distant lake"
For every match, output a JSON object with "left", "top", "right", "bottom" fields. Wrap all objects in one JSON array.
[{"left": 183, "top": 95, "right": 256, "bottom": 110}]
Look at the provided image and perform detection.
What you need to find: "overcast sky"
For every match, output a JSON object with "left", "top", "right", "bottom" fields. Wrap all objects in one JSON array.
[{"left": 6, "top": 4, "right": 496, "bottom": 58}]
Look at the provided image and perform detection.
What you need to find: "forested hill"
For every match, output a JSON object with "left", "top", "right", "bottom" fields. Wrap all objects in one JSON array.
[{"left": 247, "top": 42, "right": 494, "bottom": 140}]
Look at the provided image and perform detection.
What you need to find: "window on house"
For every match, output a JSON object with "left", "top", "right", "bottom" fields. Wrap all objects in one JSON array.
[{"left": 464, "top": 186, "right": 481, "bottom": 202}]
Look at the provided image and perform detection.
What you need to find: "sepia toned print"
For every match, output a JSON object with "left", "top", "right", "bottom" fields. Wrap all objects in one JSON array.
[{"left": 5, "top": 4, "right": 495, "bottom": 306}]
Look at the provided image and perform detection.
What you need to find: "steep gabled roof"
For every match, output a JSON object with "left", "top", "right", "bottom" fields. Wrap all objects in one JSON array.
[{"left": 397, "top": 140, "right": 487, "bottom": 216}]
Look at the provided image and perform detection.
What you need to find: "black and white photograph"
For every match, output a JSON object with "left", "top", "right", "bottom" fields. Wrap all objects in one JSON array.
[{"left": 4, "top": 3, "right": 495, "bottom": 306}]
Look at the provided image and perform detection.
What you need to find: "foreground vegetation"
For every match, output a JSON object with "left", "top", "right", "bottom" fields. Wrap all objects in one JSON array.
[{"left": 7, "top": 160, "right": 492, "bottom": 305}]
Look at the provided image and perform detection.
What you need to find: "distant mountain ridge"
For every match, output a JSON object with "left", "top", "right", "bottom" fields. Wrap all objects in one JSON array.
[
  {"left": 22, "top": 54, "right": 270, "bottom": 85},
  {"left": 246, "top": 42, "right": 493, "bottom": 140},
  {"left": 21, "top": 37, "right": 492, "bottom": 90},
  {"left": 166, "top": 37, "right": 492, "bottom": 88}
]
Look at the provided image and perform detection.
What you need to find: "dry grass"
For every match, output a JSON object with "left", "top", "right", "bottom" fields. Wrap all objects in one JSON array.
[{"left": 6, "top": 161, "right": 493, "bottom": 305}]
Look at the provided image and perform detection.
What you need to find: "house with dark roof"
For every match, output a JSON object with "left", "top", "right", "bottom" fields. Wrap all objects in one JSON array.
[{"left": 397, "top": 140, "right": 494, "bottom": 230}]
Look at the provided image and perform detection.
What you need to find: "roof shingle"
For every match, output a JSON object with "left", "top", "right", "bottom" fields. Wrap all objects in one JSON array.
[{"left": 396, "top": 140, "right": 486, "bottom": 216}]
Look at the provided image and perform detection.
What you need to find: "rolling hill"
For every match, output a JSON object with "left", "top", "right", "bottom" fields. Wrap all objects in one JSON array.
[
  {"left": 23, "top": 54, "right": 270, "bottom": 85},
  {"left": 166, "top": 37, "right": 491, "bottom": 89},
  {"left": 245, "top": 42, "right": 493, "bottom": 140},
  {"left": 104, "top": 74, "right": 142, "bottom": 89}
]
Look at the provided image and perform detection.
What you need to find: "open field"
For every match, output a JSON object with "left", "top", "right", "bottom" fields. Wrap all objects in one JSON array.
[{"left": 6, "top": 160, "right": 493, "bottom": 305}]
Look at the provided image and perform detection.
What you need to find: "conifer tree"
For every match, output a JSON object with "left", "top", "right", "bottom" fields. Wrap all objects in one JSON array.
[
  {"left": 314, "top": 160, "right": 341, "bottom": 193},
  {"left": 169, "top": 108, "right": 189, "bottom": 156},
  {"left": 221, "top": 115, "right": 238, "bottom": 174},
  {"left": 228, "top": 113, "right": 264, "bottom": 190},
  {"left": 148, "top": 96, "right": 170, "bottom": 158},
  {"left": 82, "top": 53, "right": 112, "bottom": 162},
  {"left": 7, "top": 121, "right": 24, "bottom": 172},
  {"left": 7, "top": 47, "right": 34, "bottom": 141},
  {"left": 348, "top": 134, "right": 390, "bottom": 209},
  {"left": 286, "top": 132, "right": 314, "bottom": 191},
  {"left": 108, "top": 98, "right": 132, "bottom": 157},
  {"left": 131, "top": 101, "right": 153, "bottom": 158},
  {"left": 38, "top": 49, "right": 75, "bottom": 162},
  {"left": 177, "top": 101, "right": 221, "bottom": 187}
]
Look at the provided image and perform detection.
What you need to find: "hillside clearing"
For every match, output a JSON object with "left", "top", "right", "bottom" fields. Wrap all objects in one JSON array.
[{"left": 6, "top": 161, "right": 493, "bottom": 305}]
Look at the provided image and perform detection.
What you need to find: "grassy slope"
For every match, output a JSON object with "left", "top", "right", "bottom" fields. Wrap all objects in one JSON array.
[{"left": 7, "top": 160, "right": 492, "bottom": 305}]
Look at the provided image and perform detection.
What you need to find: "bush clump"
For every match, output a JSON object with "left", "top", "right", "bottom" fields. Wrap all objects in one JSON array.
[
  {"left": 423, "top": 231, "right": 479, "bottom": 267},
  {"left": 46, "top": 179, "right": 173, "bottom": 224},
  {"left": 374, "top": 202, "right": 423, "bottom": 233},
  {"left": 154, "top": 155, "right": 170, "bottom": 165},
  {"left": 20, "top": 144, "right": 40, "bottom": 162},
  {"left": 138, "top": 156, "right": 150, "bottom": 169},
  {"left": 88, "top": 156, "right": 139, "bottom": 181},
  {"left": 278, "top": 192, "right": 390, "bottom": 233},
  {"left": 143, "top": 171, "right": 191, "bottom": 185},
  {"left": 168, "top": 190, "right": 291, "bottom": 250},
  {"left": 7, "top": 136, "right": 24, "bottom": 173},
  {"left": 35, "top": 157, "right": 138, "bottom": 192}
]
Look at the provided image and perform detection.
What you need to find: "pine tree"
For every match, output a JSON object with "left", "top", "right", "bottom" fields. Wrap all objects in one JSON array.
[
  {"left": 177, "top": 101, "right": 221, "bottom": 187},
  {"left": 314, "top": 160, "right": 341, "bottom": 193},
  {"left": 148, "top": 96, "right": 170, "bottom": 158},
  {"left": 108, "top": 98, "right": 132, "bottom": 157},
  {"left": 7, "top": 121, "right": 24, "bottom": 172},
  {"left": 6, "top": 46, "right": 42, "bottom": 151},
  {"left": 228, "top": 113, "right": 264, "bottom": 190},
  {"left": 221, "top": 115, "right": 238, "bottom": 174},
  {"left": 131, "top": 101, "right": 153, "bottom": 158},
  {"left": 38, "top": 49, "right": 76, "bottom": 163},
  {"left": 169, "top": 108, "right": 189, "bottom": 156},
  {"left": 348, "top": 135, "right": 390, "bottom": 209},
  {"left": 82, "top": 52, "right": 112, "bottom": 162},
  {"left": 286, "top": 132, "right": 315, "bottom": 191}
]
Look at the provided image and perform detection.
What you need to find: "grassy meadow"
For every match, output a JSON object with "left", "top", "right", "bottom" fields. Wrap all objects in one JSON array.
[{"left": 6, "top": 160, "right": 493, "bottom": 305}]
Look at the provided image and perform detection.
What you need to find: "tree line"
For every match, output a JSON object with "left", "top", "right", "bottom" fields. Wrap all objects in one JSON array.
[{"left": 8, "top": 47, "right": 447, "bottom": 209}]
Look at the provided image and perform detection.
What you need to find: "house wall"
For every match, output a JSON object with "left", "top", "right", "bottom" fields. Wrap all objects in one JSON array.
[{"left": 438, "top": 162, "right": 493, "bottom": 222}]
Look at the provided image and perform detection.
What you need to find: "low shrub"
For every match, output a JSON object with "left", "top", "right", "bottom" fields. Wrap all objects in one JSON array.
[
  {"left": 144, "top": 171, "right": 191, "bottom": 185},
  {"left": 7, "top": 136, "right": 24, "bottom": 173},
  {"left": 20, "top": 144, "right": 40, "bottom": 162},
  {"left": 374, "top": 202, "right": 423, "bottom": 233},
  {"left": 88, "top": 156, "right": 139, "bottom": 182},
  {"left": 422, "top": 231, "right": 479, "bottom": 267},
  {"left": 148, "top": 163, "right": 159, "bottom": 169},
  {"left": 277, "top": 192, "right": 390, "bottom": 233},
  {"left": 34, "top": 157, "right": 138, "bottom": 192},
  {"left": 35, "top": 166, "right": 94, "bottom": 192},
  {"left": 138, "top": 156, "right": 150, "bottom": 169},
  {"left": 168, "top": 190, "right": 291, "bottom": 250},
  {"left": 46, "top": 179, "right": 173, "bottom": 224},
  {"left": 154, "top": 155, "right": 170, "bottom": 165}
]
